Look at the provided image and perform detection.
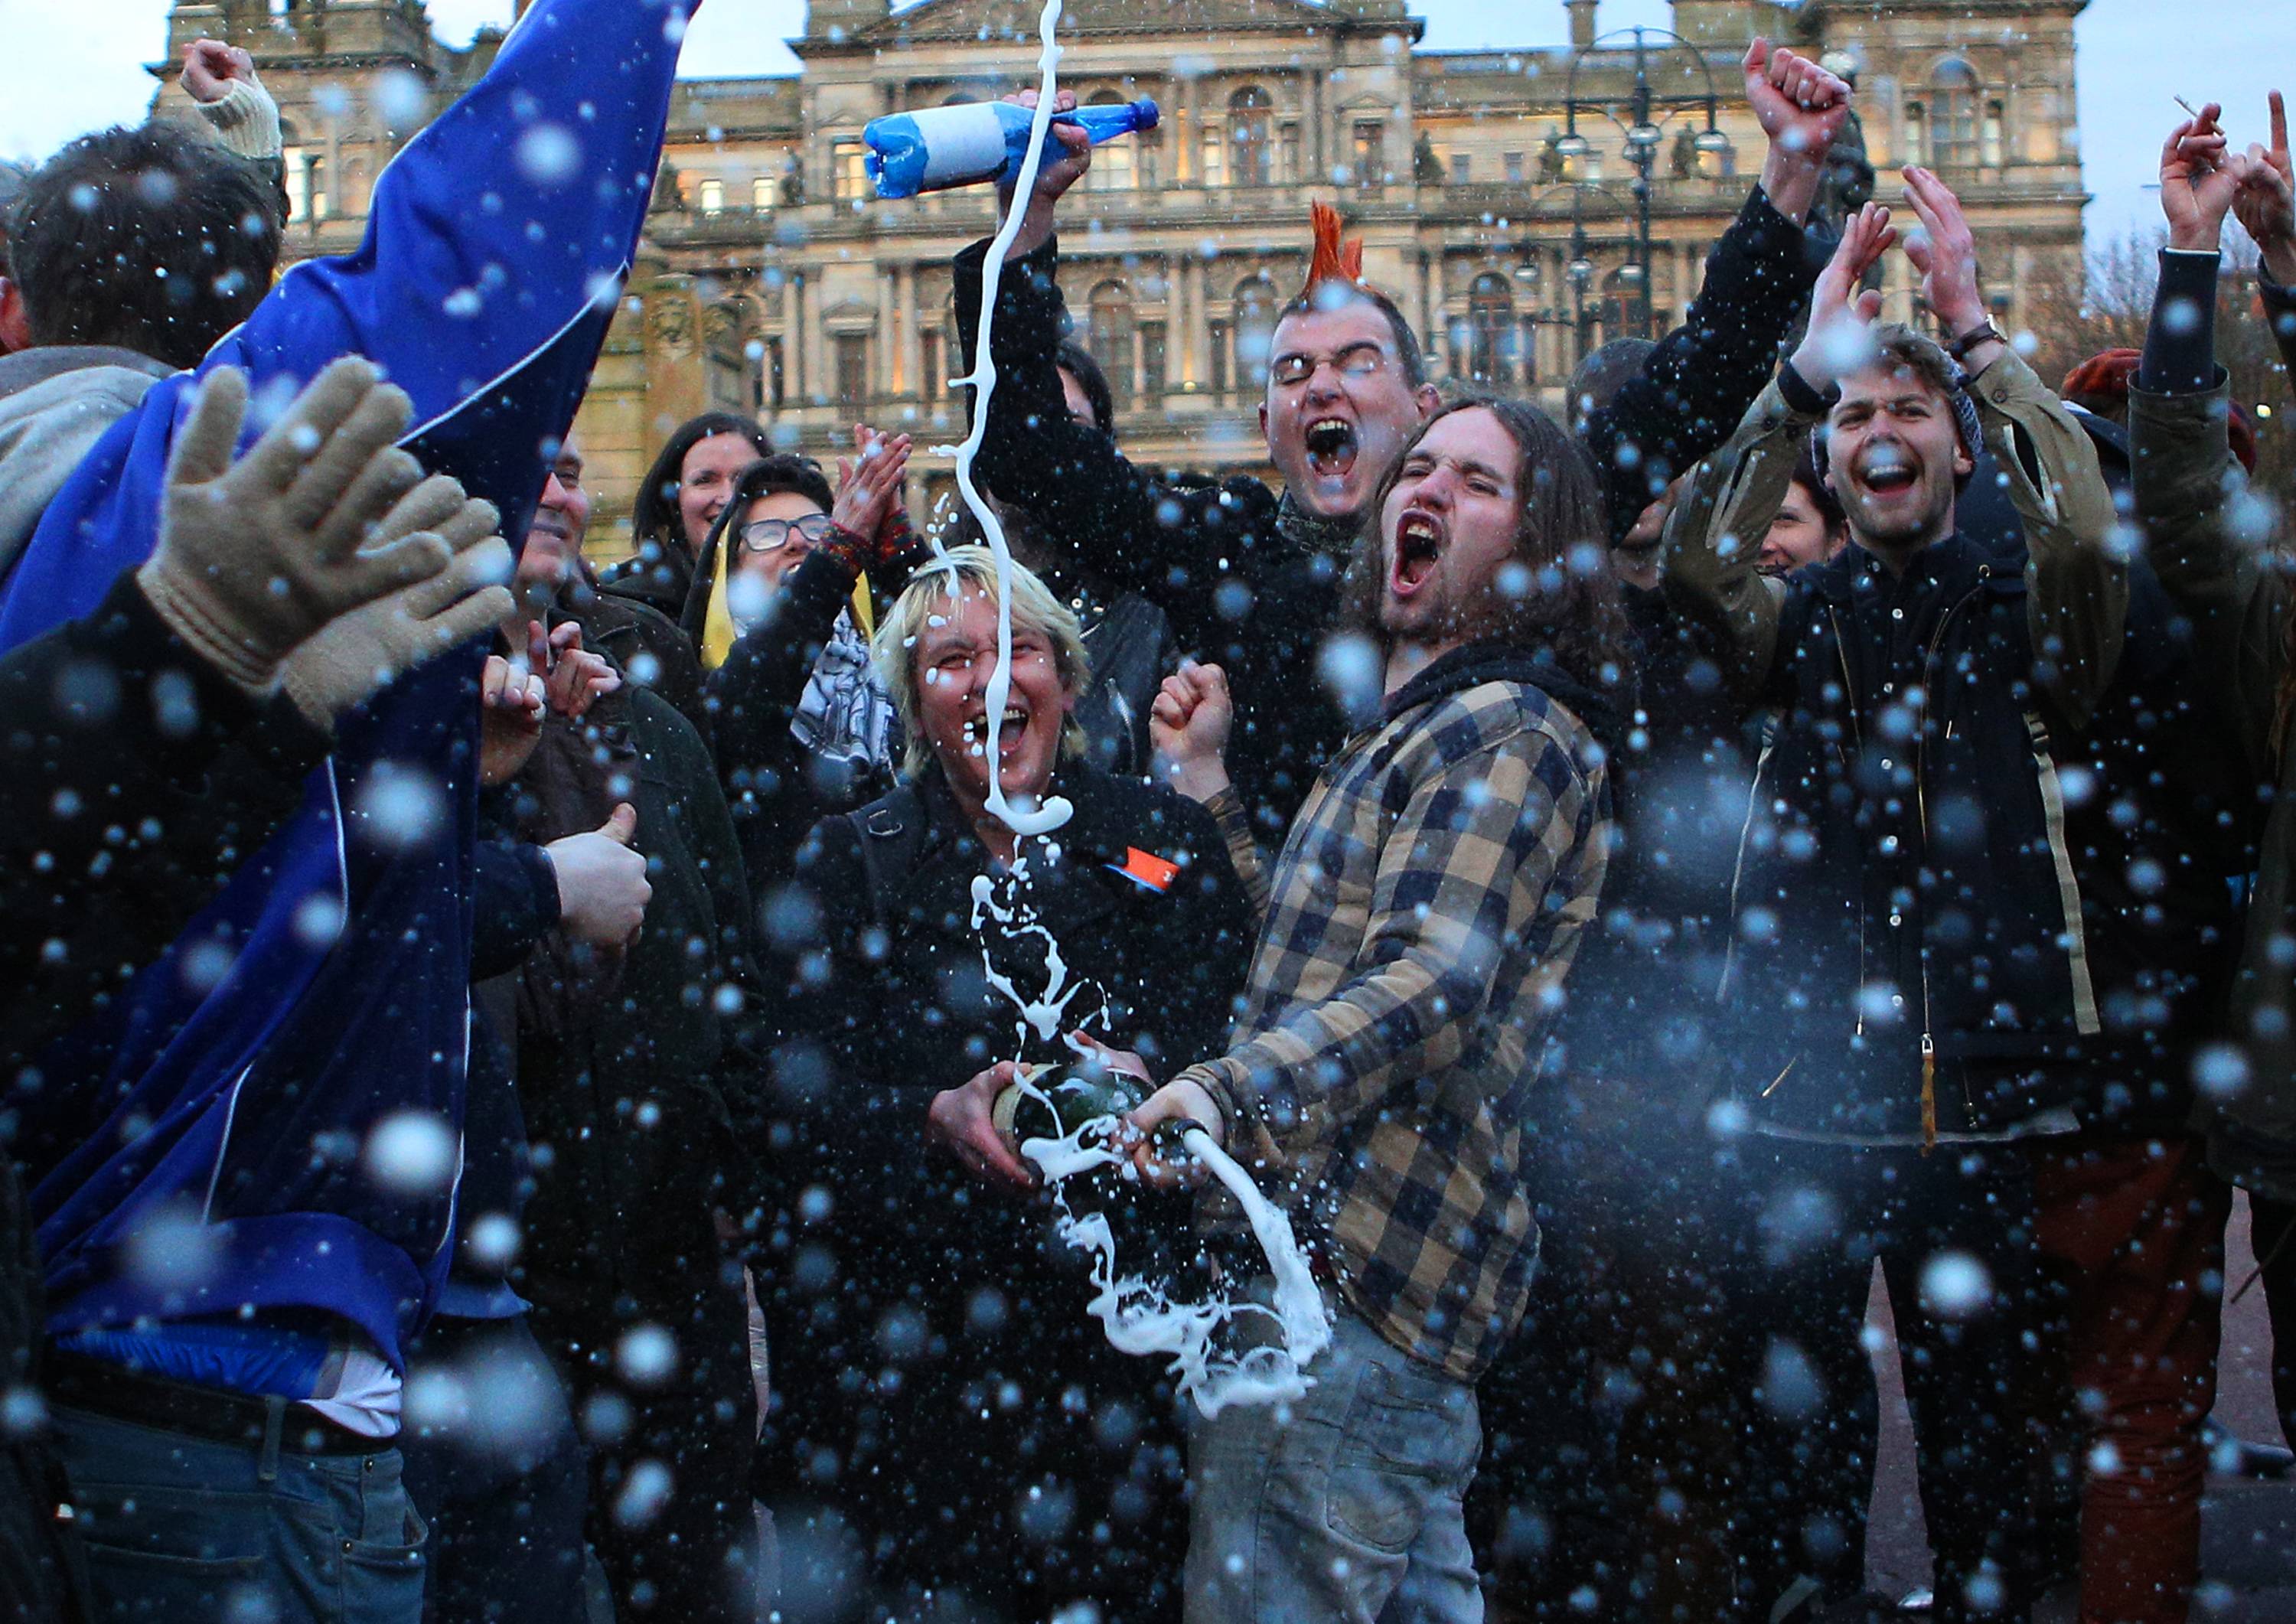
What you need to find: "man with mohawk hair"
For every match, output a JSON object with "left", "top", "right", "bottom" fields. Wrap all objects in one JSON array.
[{"left": 957, "top": 40, "right": 1854, "bottom": 842}]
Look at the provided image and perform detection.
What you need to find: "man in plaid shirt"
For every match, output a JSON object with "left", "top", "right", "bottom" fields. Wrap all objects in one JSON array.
[{"left": 1129, "top": 396, "right": 1628, "bottom": 1622}]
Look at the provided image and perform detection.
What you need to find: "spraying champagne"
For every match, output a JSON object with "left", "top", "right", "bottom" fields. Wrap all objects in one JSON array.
[{"left": 864, "top": 97, "right": 1159, "bottom": 199}]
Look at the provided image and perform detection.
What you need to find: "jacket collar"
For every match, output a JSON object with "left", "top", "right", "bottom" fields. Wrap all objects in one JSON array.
[
  {"left": 0, "top": 344, "right": 174, "bottom": 405},
  {"left": 1804, "top": 530, "right": 2007, "bottom": 607}
]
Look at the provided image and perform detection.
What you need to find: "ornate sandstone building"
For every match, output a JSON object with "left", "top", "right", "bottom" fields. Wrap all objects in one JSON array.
[{"left": 153, "top": 0, "right": 2088, "bottom": 555}]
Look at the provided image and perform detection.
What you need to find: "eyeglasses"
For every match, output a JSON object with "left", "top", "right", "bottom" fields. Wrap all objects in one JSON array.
[
  {"left": 738, "top": 514, "right": 833, "bottom": 553},
  {"left": 1269, "top": 347, "right": 1389, "bottom": 387}
]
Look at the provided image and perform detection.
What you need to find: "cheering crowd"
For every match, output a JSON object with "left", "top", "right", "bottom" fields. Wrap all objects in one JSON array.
[{"left": 5, "top": 5, "right": 2296, "bottom": 1623}]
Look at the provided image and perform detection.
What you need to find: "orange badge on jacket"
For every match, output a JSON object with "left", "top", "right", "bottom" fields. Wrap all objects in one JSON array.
[{"left": 1108, "top": 847, "right": 1180, "bottom": 894}]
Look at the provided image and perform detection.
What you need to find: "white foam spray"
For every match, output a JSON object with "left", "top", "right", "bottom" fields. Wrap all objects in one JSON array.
[
  {"left": 925, "top": 0, "right": 1329, "bottom": 1414},
  {"left": 930, "top": 0, "right": 1072, "bottom": 841}
]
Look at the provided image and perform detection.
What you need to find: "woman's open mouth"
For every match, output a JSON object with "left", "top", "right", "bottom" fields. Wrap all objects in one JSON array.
[{"left": 965, "top": 705, "right": 1032, "bottom": 757}]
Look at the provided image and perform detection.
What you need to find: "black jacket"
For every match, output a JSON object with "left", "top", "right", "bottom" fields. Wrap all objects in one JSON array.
[
  {"left": 952, "top": 187, "right": 1825, "bottom": 837},
  {"left": 1716, "top": 532, "right": 2239, "bottom": 1137},
  {"left": 690, "top": 544, "right": 901, "bottom": 890},
  {"left": 748, "top": 759, "right": 1252, "bottom": 1594}
]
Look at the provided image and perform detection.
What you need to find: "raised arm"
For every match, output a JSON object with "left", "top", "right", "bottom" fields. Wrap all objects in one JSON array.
[
  {"left": 1900, "top": 165, "right": 2122, "bottom": 729},
  {"left": 2232, "top": 90, "right": 2296, "bottom": 377},
  {"left": 952, "top": 94, "right": 1242, "bottom": 631},
  {"left": 2131, "top": 104, "right": 2288, "bottom": 767},
  {"left": 1581, "top": 41, "right": 1848, "bottom": 543},
  {"left": 1660, "top": 203, "right": 1896, "bottom": 706}
]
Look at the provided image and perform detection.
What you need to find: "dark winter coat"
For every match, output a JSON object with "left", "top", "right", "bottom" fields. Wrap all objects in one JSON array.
[
  {"left": 1662, "top": 352, "right": 2172, "bottom": 1140},
  {"left": 952, "top": 186, "right": 1827, "bottom": 838},
  {"left": 687, "top": 543, "right": 900, "bottom": 891},
  {"left": 750, "top": 758, "right": 1252, "bottom": 1606},
  {"left": 2131, "top": 365, "right": 2296, "bottom": 1198},
  {"left": 496, "top": 675, "right": 765, "bottom": 1618}
]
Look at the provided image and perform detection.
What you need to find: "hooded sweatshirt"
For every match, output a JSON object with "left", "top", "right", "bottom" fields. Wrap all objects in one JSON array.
[{"left": 0, "top": 347, "right": 174, "bottom": 578}]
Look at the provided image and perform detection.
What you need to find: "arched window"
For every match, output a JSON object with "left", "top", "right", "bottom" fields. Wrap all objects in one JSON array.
[
  {"left": 1930, "top": 59, "right": 1980, "bottom": 170},
  {"left": 1229, "top": 86, "right": 1274, "bottom": 188},
  {"left": 1469, "top": 273, "right": 1515, "bottom": 386},
  {"left": 1088, "top": 280, "right": 1135, "bottom": 409},
  {"left": 1233, "top": 276, "right": 1280, "bottom": 393},
  {"left": 1086, "top": 90, "right": 1135, "bottom": 191},
  {"left": 1599, "top": 266, "right": 1649, "bottom": 343}
]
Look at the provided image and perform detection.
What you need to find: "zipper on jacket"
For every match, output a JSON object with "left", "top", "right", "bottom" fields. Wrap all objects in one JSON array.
[
  {"left": 1823, "top": 606, "right": 1871, "bottom": 1041},
  {"left": 1910, "top": 569, "right": 1988, "bottom": 1152}
]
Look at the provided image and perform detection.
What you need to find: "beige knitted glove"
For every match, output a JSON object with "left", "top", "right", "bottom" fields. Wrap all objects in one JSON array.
[
  {"left": 283, "top": 512, "right": 515, "bottom": 731},
  {"left": 136, "top": 358, "right": 450, "bottom": 693}
]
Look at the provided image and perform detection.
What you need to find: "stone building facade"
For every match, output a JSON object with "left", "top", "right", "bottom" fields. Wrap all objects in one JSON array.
[{"left": 152, "top": 0, "right": 2089, "bottom": 556}]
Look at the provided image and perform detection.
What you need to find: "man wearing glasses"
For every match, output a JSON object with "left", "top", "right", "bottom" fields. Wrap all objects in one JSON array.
[{"left": 954, "top": 42, "right": 1855, "bottom": 840}]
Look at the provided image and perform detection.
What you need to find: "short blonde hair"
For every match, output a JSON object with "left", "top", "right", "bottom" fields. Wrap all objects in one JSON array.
[{"left": 874, "top": 545, "right": 1092, "bottom": 777}]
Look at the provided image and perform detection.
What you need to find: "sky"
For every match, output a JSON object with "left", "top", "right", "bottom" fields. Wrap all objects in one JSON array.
[{"left": 2, "top": 0, "right": 2288, "bottom": 260}]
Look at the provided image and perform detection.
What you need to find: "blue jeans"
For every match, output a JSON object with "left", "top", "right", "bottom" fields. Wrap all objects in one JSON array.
[
  {"left": 53, "top": 1403, "right": 426, "bottom": 1624},
  {"left": 1184, "top": 1306, "right": 1482, "bottom": 1624}
]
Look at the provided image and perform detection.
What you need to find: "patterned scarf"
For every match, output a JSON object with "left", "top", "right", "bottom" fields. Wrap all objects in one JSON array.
[{"left": 791, "top": 605, "right": 898, "bottom": 774}]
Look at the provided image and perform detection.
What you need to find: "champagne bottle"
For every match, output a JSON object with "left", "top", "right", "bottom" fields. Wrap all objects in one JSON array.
[
  {"left": 863, "top": 98, "right": 1160, "bottom": 200},
  {"left": 993, "top": 1060, "right": 1145, "bottom": 1156}
]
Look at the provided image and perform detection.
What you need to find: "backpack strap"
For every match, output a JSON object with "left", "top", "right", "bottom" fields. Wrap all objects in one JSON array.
[{"left": 843, "top": 780, "right": 928, "bottom": 931}]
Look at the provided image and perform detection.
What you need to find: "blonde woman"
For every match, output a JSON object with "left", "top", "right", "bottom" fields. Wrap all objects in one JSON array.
[{"left": 748, "top": 547, "right": 1254, "bottom": 1623}]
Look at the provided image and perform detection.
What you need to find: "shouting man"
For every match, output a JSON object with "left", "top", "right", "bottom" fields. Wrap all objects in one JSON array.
[
  {"left": 955, "top": 42, "right": 1851, "bottom": 838},
  {"left": 1121, "top": 398, "right": 1629, "bottom": 1619}
]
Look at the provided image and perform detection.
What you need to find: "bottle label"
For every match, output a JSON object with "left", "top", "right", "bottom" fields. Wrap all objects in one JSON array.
[{"left": 919, "top": 103, "right": 1017, "bottom": 188}]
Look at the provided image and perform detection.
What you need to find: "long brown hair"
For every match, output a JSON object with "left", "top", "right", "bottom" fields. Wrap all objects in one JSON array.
[{"left": 1336, "top": 396, "right": 1636, "bottom": 693}]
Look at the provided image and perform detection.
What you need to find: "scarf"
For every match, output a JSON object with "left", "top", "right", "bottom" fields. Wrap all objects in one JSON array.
[
  {"left": 791, "top": 604, "right": 898, "bottom": 774},
  {"left": 1274, "top": 489, "right": 1363, "bottom": 563}
]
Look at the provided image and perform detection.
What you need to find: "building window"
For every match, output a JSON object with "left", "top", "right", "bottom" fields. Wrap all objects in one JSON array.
[
  {"left": 1451, "top": 152, "right": 1473, "bottom": 185},
  {"left": 1930, "top": 60, "right": 1980, "bottom": 169},
  {"left": 1138, "top": 129, "right": 1163, "bottom": 189},
  {"left": 1981, "top": 99, "right": 2006, "bottom": 168},
  {"left": 1234, "top": 276, "right": 1279, "bottom": 388},
  {"left": 698, "top": 178, "right": 724, "bottom": 214},
  {"left": 834, "top": 334, "right": 869, "bottom": 413},
  {"left": 920, "top": 329, "right": 942, "bottom": 405},
  {"left": 1086, "top": 91, "right": 1136, "bottom": 191},
  {"left": 1229, "top": 86, "right": 1274, "bottom": 187},
  {"left": 1353, "top": 122, "right": 1386, "bottom": 191},
  {"left": 1200, "top": 122, "right": 1225, "bottom": 188},
  {"left": 766, "top": 337, "right": 786, "bottom": 412},
  {"left": 1281, "top": 124, "right": 1302, "bottom": 184},
  {"left": 1088, "top": 281, "right": 1135, "bottom": 409},
  {"left": 1208, "top": 318, "right": 1231, "bottom": 396},
  {"left": 1469, "top": 272, "right": 1515, "bottom": 386},
  {"left": 1503, "top": 151, "right": 1525, "bottom": 185},
  {"left": 1600, "top": 266, "right": 1649, "bottom": 342},
  {"left": 1141, "top": 321, "right": 1167, "bottom": 399},
  {"left": 752, "top": 175, "right": 775, "bottom": 210},
  {"left": 833, "top": 139, "right": 869, "bottom": 201},
  {"left": 285, "top": 152, "right": 330, "bottom": 223}
]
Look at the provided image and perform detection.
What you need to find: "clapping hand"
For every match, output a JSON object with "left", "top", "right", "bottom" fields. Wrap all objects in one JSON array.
[
  {"left": 1791, "top": 202, "right": 1896, "bottom": 389},
  {"left": 478, "top": 654, "right": 546, "bottom": 788},
  {"left": 829, "top": 426, "right": 914, "bottom": 565}
]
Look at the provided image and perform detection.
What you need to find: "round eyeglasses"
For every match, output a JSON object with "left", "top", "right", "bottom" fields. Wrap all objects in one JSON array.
[{"left": 739, "top": 513, "right": 834, "bottom": 553}]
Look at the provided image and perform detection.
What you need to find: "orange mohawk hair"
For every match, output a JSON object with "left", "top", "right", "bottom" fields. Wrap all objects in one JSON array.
[{"left": 1303, "top": 201, "right": 1366, "bottom": 295}]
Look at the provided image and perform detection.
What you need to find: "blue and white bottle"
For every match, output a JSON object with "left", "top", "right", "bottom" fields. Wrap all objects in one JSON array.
[{"left": 863, "top": 98, "right": 1160, "bottom": 199}]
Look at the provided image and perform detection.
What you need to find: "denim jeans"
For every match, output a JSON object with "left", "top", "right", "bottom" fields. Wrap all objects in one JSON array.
[
  {"left": 1184, "top": 1305, "right": 1482, "bottom": 1624},
  {"left": 53, "top": 1402, "right": 426, "bottom": 1624}
]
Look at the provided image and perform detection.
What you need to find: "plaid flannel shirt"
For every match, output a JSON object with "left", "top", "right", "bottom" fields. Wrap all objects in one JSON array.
[{"left": 1178, "top": 670, "right": 1612, "bottom": 1381}]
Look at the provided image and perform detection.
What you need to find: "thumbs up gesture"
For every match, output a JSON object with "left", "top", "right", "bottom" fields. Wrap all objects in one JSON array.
[{"left": 544, "top": 802, "right": 651, "bottom": 947}]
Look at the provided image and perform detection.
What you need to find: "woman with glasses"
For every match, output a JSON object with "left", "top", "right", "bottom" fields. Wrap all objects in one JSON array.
[{"left": 679, "top": 432, "right": 921, "bottom": 887}]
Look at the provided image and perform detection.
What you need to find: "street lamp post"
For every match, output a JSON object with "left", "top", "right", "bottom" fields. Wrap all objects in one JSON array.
[{"left": 1554, "top": 25, "right": 1733, "bottom": 338}]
